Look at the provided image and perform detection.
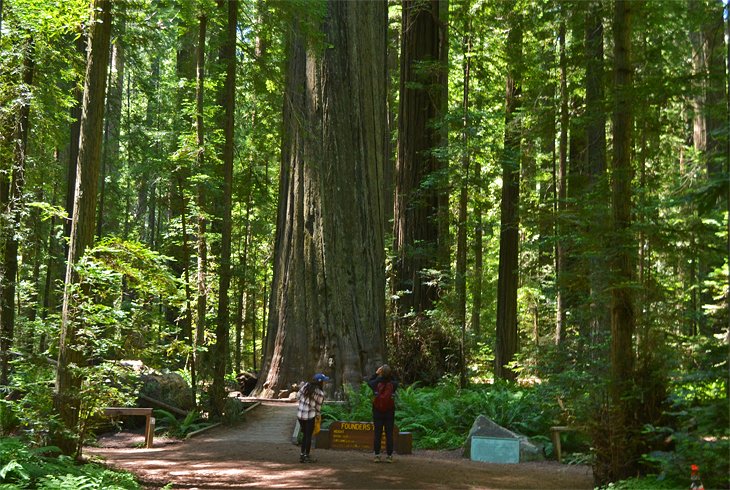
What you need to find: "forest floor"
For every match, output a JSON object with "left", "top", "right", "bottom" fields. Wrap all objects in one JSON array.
[{"left": 85, "top": 401, "right": 594, "bottom": 489}]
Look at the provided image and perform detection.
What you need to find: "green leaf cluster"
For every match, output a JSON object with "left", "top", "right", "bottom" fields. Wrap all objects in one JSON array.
[{"left": 0, "top": 437, "right": 138, "bottom": 489}]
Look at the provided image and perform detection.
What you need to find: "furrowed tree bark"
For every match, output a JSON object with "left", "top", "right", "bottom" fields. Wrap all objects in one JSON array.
[
  {"left": 212, "top": 0, "right": 236, "bottom": 417},
  {"left": 258, "top": 0, "right": 387, "bottom": 397},
  {"left": 392, "top": 0, "right": 449, "bottom": 383},
  {"left": 393, "top": 0, "right": 449, "bottom": 318},
  {"left": 602, "top": 0, "right": 638, "bottom": 482},
  {"left": 54, "top": 0, "right": 112, "bottom": 457},
  {"left": 494, "top": 4, "right": 522, "bottom": 381}
]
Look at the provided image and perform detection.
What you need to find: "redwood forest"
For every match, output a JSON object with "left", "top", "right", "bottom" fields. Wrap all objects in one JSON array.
[{"left": 0, "top": 0, "right": 727, "bottom": 488}]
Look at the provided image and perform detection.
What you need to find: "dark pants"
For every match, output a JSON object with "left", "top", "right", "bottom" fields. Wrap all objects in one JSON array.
[
  {"left": 373, "top": 409, "right": 395, "bottom": 456},
  {"left": 299, "top": 417, "right": 315, "bottom": 455}
]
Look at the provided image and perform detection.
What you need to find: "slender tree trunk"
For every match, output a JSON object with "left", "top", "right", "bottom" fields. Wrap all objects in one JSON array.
[
  {"left": 64, "top": 35, "right": 86, "bottom": 257},
  {"left": 689, "top": 0, "right": 727, "bottom": 337},
  {"left": 194, "top": 13, "right": 207, "bottom": 356},
  {"left": 54, "top": 0, "right": 112, "bottom": 457},
  {"left": 40, "top": 156, "right": 61, "bottom": 352},
  {"left": 168, "top": 18, "right": 197, "bottom": 405},
  {"left": 455, "top": 22, "right": 471, "bottom": 389},
  {"left": 179, "top": 178, "right": 195, "bottom": 405},
  {"left": 212, "top": 0, "right": 236, "bottom": 417},
  {"left": 555, "top": 17, "right": 568, "bottom": 346},
  {"left": 0, "top": 40, "right": 34, "bottom": 385},
  {"left": 495, "top": 4, "right": 522, "bottom": 381},
  {"left": 585, "top": 1, "right": 609, "bottom": 340},
  {"left": 537, "top": 14, "right": 557, "bottom": 343},
  {"left": 726, "top": 0, "right": 729, "bottom": 344},
  {"left": 235, "top": 280, "right": 243, "bottom": 373},
  {"left": 258, "top": 0, "right": 387, "bottom": 396}
]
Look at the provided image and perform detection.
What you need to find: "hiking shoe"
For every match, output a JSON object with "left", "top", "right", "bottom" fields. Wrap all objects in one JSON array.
[
  {"left": 299, "top": 454, "right": 306, "bottom": 463},
  {"left": 373, "top": 454, "right": 381, "bottom": 463},
  {"left": 386, "top": 455, "right": 393, "bottom": 463}
]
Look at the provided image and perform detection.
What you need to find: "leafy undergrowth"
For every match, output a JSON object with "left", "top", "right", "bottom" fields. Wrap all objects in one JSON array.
[
  {"left": 599, "top": 475, "right": 685, "bottom": 490},
  {"left": 0, "top": 437, "right": 139, "bottom": 489},
  {"left": 321, "top": 378, "right": 558, "bottom": 450}
]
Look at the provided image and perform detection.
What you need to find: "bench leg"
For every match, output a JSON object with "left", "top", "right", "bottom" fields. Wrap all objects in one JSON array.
[
  {"left": 145, "top": 416, "right": 155, "bottom": 448},
  {"left": 551, "top": 430, "right": 562, "bottom": 463}
]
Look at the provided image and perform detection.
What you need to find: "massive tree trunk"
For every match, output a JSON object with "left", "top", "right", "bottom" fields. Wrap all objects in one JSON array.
[
  {"left": 258, "top": 0, "right": 387, "bottom": 398},
  {"left": 393, "top": 0, "right": 449, "bottom": 318},
  {"left": 54, "top": 0, "right": 112, "bottom": 457},
  {"left": 212, "top": 0, "right": 236, "bottom": 416},
  {"left": 494, "top": 5, "right": 522, "bottom": 381},
  {"left": 0, "top": 40, "right": 34, "bottom": 386},
  {"left": 598, "top": 0, "right": 637, "bottom": 482}
]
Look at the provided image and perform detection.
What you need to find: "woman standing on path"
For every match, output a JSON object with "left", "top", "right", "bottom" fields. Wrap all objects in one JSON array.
[
  {"left": 368, "top": 364, "right": 398, "bottom": 463},
  {"left": 297, "top": 373, "right": 329, "bottom": 463}
]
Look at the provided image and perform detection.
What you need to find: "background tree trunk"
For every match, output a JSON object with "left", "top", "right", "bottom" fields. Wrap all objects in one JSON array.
[
  {"left": 393, "top": 0, "right": 449, "bottom": 318},
  {"left": 455, "top": 24, "right": 471, "bottom": 388},
  {"left": 258, "top": 0, "right": 387, "bottom": 397},
  {"left": 212, "top": 0, "right": 236, "bottom": 417},
  {"left": 555, "top": 17, "right": 568, "bottom": 346},
  {"left": 54, "top": 0, "right": 112, "bottom": 457},
  {"left": 194, "top": 13, "right": 207, "bottom": 365},
  {"left": 494, "top": 5, "right": 522, "bottom": 381},
  {"left": 0, "top": 40, "right": 33, "bottom": 386},
  {"left": 96, "top": 18, "right": 124, "bottom": 239},
  {"left": 602, "top": 0, "right": 638, "bottom": 482},
  {"left": 585, "top": 1, "right": 609, "bottom": 339}
]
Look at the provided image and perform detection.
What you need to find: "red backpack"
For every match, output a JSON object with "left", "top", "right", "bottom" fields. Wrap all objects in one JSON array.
[{"left": 373, "top": 381, "right": 395, "bottom": 411}]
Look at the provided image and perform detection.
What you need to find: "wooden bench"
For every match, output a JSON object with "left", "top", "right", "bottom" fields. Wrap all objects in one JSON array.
[
  {"left": 104, "top": 407, "right": 155, "bottom": 448},
  {"left": 549, "top": 426, "right": 578, "bottom": 463}
]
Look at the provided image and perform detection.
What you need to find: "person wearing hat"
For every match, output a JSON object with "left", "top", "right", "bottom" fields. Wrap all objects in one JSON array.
[{"left": 296, "top": 372, "right": 329, "bottom": 463}]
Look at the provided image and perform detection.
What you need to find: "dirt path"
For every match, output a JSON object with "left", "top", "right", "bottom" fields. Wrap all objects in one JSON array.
[{"left": 86, "top": 401, "right": 593, "bottom": 489}]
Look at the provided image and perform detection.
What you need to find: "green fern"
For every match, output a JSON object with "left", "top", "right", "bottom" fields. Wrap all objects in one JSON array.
[
  {"left": 153, "top": 409, "right": 210, "bottom": 438},
  {"left": 323, "top": 379, "right": 557, "bottom": 450}
]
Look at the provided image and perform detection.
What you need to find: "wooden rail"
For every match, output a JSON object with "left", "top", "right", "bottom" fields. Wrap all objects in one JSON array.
[{"left": 104, "top": 407, "right": 155, "bottom": 448}]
